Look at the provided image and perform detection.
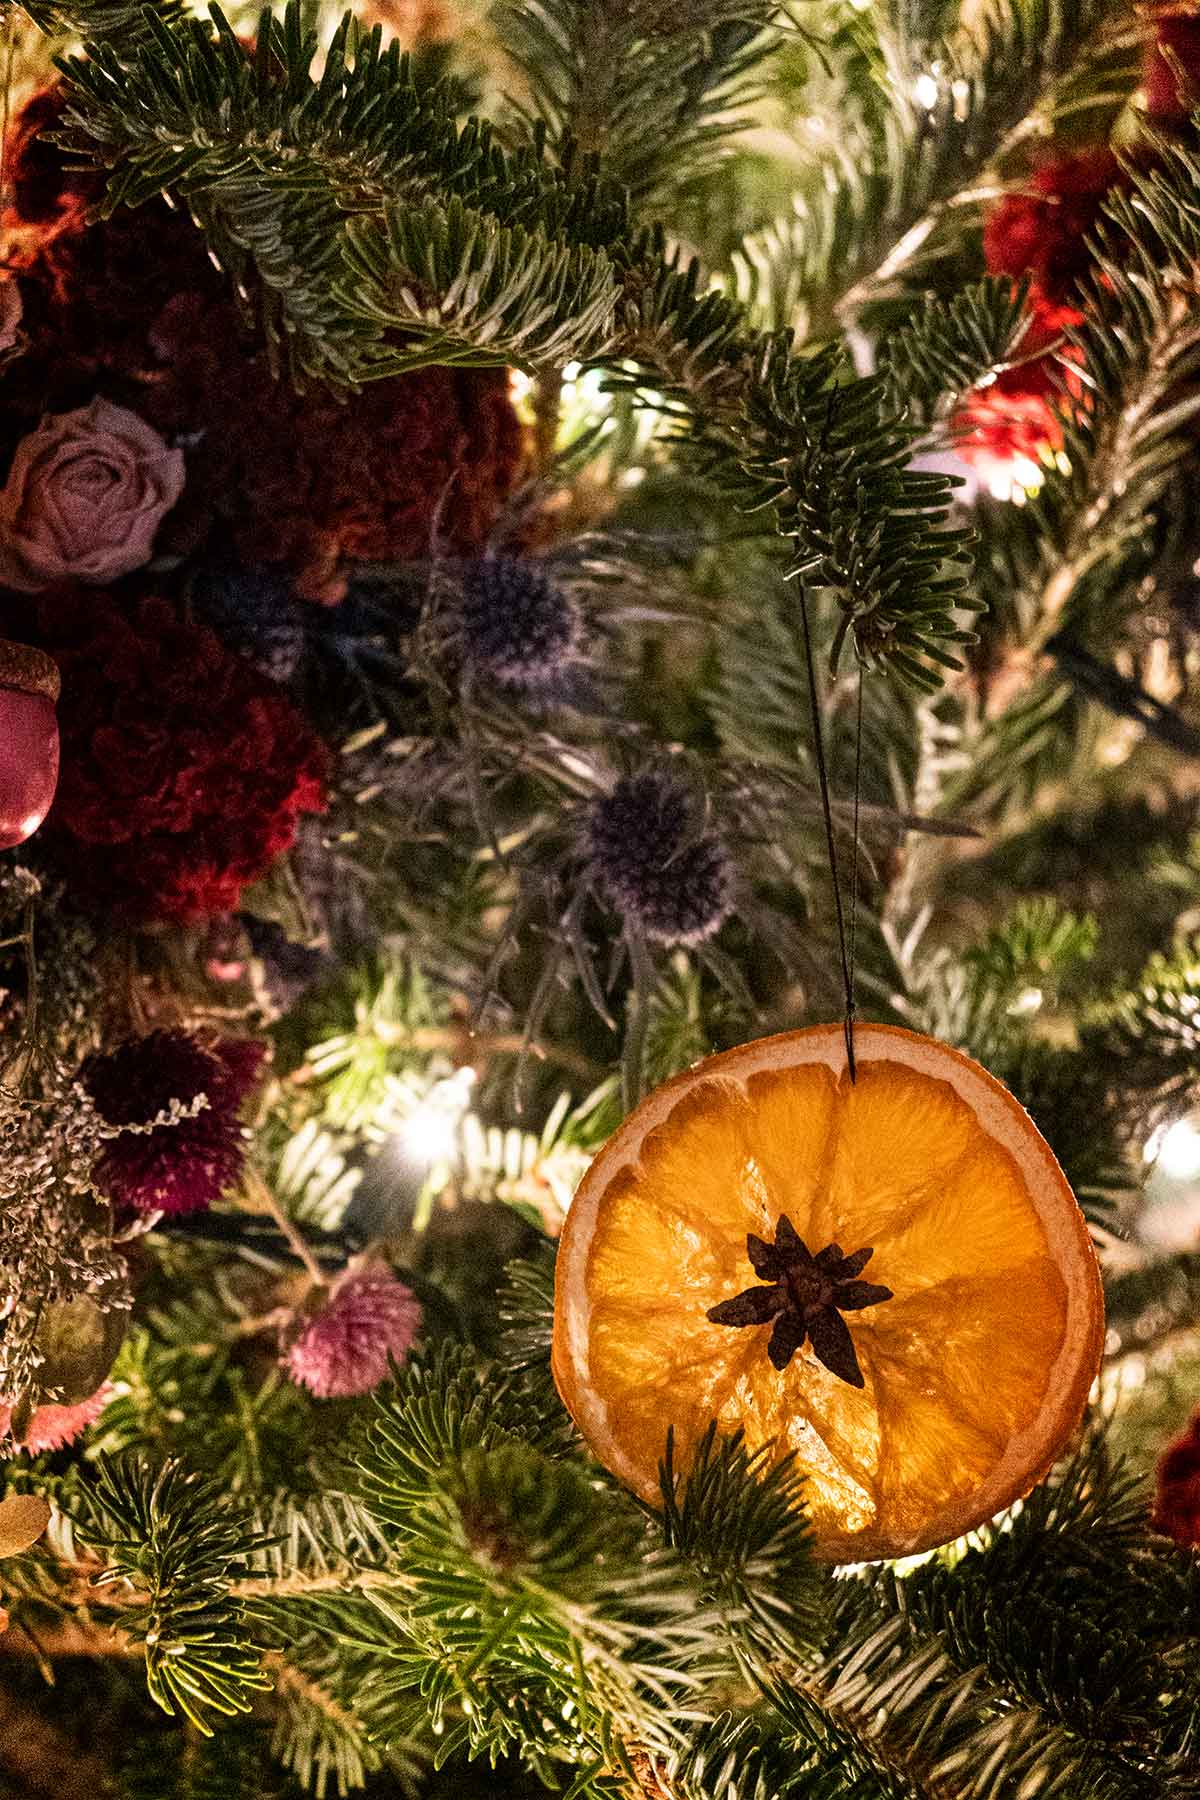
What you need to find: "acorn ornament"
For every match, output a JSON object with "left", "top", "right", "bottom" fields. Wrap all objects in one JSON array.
[{"left": 0, "top": 638, "right": 59, "bottom": 850}]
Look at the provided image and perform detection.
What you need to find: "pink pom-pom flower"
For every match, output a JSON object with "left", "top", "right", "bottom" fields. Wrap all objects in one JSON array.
[
  {"left": 285, "top": 1269, "right": 422, "bottom": 1399},
  {"left": 0, "top": 1384, "right": 112, "bottom": 1454}
]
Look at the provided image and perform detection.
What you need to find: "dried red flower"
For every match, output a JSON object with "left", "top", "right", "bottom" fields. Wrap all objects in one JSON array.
[
  {"left": 1153, "top": 1406, "right": 1200, "bottom": 1547},
  {"left": 175, "top": 338, "right": 524, "bottom": 602},
  {"left": 952, "top": 291, "right": 1083, "bottom": 485},
  {"left": 0, "top": 1384, "right": 112, "bottom": 1453},
  {"left": 286, "top": 1268, "right": 422, "bottom": 1398},
  {"left": 31, "top": 589, "right": 327, "bottom": 922},
  {"left": 1144, "top": 10, "right": 1200, "bottom": 122},
  {"left": 984, "top": 148, "right": 1122, "bottom": 305},
  {"left": 4, "top": 87, "right": 525, "bottom": 599},
  {"left": 1, "top": 86, "right": 98, "bottom": 242},
  {"left": 83, "top": 1030, "right": 266, "bottom": 1216}
]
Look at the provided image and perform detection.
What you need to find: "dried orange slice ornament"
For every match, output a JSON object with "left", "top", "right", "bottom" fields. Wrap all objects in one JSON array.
[{"left": 552, "top": 1024, "right": 1103, "bottom": 1563}]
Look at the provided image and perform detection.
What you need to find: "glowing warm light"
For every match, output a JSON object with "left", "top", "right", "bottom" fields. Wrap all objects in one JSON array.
[
  {"left": 1008, "top": 986, "right": 1043, "bottom": 1016},
  {"left": 397, "top": 1067, "right": 477, "bottom": 1166},
  {"left": 18, "top": 813, "right": 44, "bottom": 836},
  {"left": 913, "top": 72, "right": 940, "bottom": 109},
  {"left": 982, "top": 451, "right": 1046, "bottom": 502},
  {"left": 1144, "top": 1114, "right": 1200, "bottom": 1180}
]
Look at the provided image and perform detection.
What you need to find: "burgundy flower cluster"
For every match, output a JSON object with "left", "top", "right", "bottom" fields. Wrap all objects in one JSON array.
[
  {"left": 83, "top": 1029, "right": 266, "bottom": 1216},
  {"left": 1154, "top": 1404, "right": 1200, "bottom": 1547},
  {"left": 0, "top": 83, "right": 524, "bottom": 922},
  {"left": 2, "top": 86, "right": 524, "bottom": 596},
  {"left": 35, "top": 591, "right": 327, "bottom": 922},
  {"left": 954, "top": 8, "right": 1200, "bottom": 491}
]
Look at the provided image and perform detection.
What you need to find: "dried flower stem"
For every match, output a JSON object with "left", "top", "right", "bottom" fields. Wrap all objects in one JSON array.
[{"left": 242, "top": 1167, "right": 326, "bottom": 1288}]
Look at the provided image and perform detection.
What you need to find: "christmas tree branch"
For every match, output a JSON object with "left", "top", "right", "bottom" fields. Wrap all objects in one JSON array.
[
  {"left": 1028, "top": 293, "right": 1200, "bottom": 657},
  {"left": 494, "top": 0, "right": 781, "bottom": 208},
  {"left": 42, "top": 1, "right": 981, "bottom": 687},
  {"left": 739, "top": 0, "right": 1127, "bottom": 342}
]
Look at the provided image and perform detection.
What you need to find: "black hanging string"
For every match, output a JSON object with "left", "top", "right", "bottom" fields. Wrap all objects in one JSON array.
[
  {"left": 849, "top": 661, "right": 863, "bottom": 1033},
  {"left": 795, "top": 583, "right": 860, "bottom": 1082}
]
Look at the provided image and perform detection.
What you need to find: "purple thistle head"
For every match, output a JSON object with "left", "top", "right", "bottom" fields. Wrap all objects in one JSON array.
[
  {"left": 83, "top": 1030, "right": 266, "bottom": 1216},
  {"left": 190, "top": 561, "right": 306, "bottom": 684},
  {"left": 459, "top": 556, "right": 582, "bottom": 689},
  {"left": 588, "top": 768, "right": 733, "bottom": 946},
  {"left": 285, "top": 1269, "right": 422, "bottom": 1399}
]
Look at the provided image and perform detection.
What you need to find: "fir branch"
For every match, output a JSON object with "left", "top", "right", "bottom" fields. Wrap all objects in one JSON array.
[
  {"left": 732, "top": 339, "right": 980, "bottom": 689},
  {"left": 358, "top": 1342, "right": 559, "bottom": 1526},
  {"left": 850, "top": 1434, "right": 1200, "bottom": 1794},
  {"left": 72, "top": 1457, "right": 272, "bottom": 1734},
  {"left": 496, "top": 1247, "right": 557, "bottom": 1379},
  {"left": 734, "top": 0, "right": 1126, "bottom": 338},
  {"left": 51, "top": 3, "right": 981, "bottom": 688},
  {"left": 983, "top": 143, "right": 1200, "bottom": 666},
  {"left": 267, "top": 1644, "right": 428, "bottom": 1797},
  {"left": 55, "top": 3, "right": 627, "bottom": 382},
  {"left": 339, "top": 193, "right": 618, "bottom": 370},
  {"left": 378, "top": 1439, "right": 712, "bottom": 1774},
  {"left": 495, "top": 0, "right": 782, "bottom": 207},
  {"left": 18, "top": 0, "right": 186, "bottom": 38},
  {"left": 878, "top": 277, "right": 1031, "bottom": 425},
  {"left": 1084, "top": 936, "right": 1200, "bottom": 1106},
  {"left": 659, "top": 1427, "right": 826, "bottom": 1666}
]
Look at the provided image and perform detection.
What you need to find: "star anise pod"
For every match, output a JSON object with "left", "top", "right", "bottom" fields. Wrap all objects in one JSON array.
[{"left": 706, "top": 1213, "right": 892, "bottom": 1388}]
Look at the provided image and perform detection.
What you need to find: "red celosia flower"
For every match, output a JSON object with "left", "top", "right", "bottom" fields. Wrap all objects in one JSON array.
[
  {"left": 1144, "top": 11, "right": 1200, "bottom": 122},
  {"left": 1, "top": 86, "right": 99, "bottom": 241},
  {"left": 960, "top": 146, "right": 1119, "bottom": 492},
  {"left": 984, "top": 148, "right": 1122, "bottom": 304},
  {"left": 0, "top": 1384, "right": 112, "bottom": 1454},
  {"left": 286, "top": 1269, "right": 422, "bottom": 1398},
  {"left": 30, "top": 590, "right": 327, "bottom": 922},
  {"left": 83, "top": 1030, "right": 266, "bottom": 1216},
  {"left": 3, "top": 87, "right": 525, "bottom": 597},
  {"left": 952, "top": 291, "right": 1083, "bottom": 485},
  {"left": 1153, "top": 1406, "right": 1200, "bottom": 1546}
]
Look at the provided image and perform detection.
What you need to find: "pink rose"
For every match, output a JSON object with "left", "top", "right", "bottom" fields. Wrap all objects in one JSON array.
[
  {"left": 0, "top": 276, "right": 22, "bottom": 353},
  {"left": 0, "top": 397, "right": 186, "bottom": 591}
]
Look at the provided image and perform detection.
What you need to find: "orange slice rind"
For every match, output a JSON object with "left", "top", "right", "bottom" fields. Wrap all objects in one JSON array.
[{"left": 552, "top": 1023, "right": 1103, "bottom": 1563}]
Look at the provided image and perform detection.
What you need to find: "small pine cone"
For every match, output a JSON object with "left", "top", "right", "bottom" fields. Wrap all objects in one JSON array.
[
  {"left": 588, "top": 769, "right": 733, "bottom": 946},
  {"left": 459, "top": 555, "right": 582, "bottom": 689}
]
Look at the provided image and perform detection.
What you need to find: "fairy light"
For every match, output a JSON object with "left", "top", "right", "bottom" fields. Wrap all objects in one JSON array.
[
  {"left": 984, "top": 451, "right": 1045, "bottom": 503},
  {"left": 397, "top": 1067, "right": 477, "bottom": 1167},
  {"left": 1144, "top": 1114, "right": 1200, "bottom": 1181},
  {"left": 913, "top": 72, "right": 940, "bottom": 110}
]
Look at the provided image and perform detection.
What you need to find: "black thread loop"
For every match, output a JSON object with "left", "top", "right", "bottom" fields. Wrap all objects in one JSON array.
[{"left": 795, "top": 585, "right": 858, "bottom": 1083}]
